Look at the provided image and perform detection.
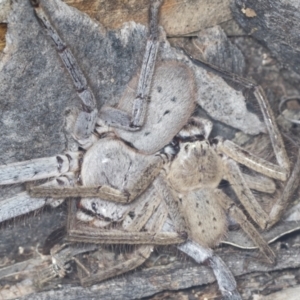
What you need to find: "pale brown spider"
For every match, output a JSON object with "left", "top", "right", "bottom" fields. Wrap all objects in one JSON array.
[{"left": 0, "top": 1, "right": 299, "bottom": 299}]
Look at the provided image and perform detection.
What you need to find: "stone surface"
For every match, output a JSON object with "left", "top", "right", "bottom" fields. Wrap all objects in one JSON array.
[{"left": 232, "top": 0, "right": 300, "bottom": 76}]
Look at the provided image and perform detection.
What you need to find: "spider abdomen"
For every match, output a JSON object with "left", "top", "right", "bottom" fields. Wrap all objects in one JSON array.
[{"left": 174, "top": 189, "right": 227, "bottom": 247}]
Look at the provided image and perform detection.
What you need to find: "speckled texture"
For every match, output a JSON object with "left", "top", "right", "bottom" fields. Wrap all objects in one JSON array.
[{"left": 232, "top": 0, "right": 300, "bottom": 76}]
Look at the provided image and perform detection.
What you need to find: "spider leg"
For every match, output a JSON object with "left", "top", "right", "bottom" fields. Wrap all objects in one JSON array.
[
  {"left": 217, "top": 138, "right": 287, "bottom": 181},
  {"left": 0, "top": 173, "right": 74, "bottom": 223},
  {"left": 66, "top": 185, "right": 185, "bottom": 245},
  {"left": 215, "top": 189, "right": 275, "bottom": 264},
  {"left": 0, "top": 192, "right": 50, "bottom": 223},
  {"left": 67, "top": 230, "right": 183, "bottom": 245},
  {"left": 218, "top": 142, "right": 300, "bottom": 229},
  {"left": 254, "top": 86, "right": 289, "bottom": 172},
  {"left": 71, "top": 188, "right": 183, "bottom": 286},
  {"left": 0, "top": 243, "right": 97, "bottom": 298},
  {"left": 37, "top": 243, "right": 98, "bottom": 285},
  {"left": 30, "top": 140, "right": 167, "bottom": 204},
  {"left": 29, "top": 185, "right": 130, "bottom": 203},
  {"left": 223, "top": 158, "right": 269, "bottom": 229},
  {"left": 31, "top": 1, "right": 98, "bottom": 142},
  {"left": 192, "top": 52, "right": 300, "bottom": 227},
  {"left": 131, "top": 0, "right": 162, "bottom": 128},
  {"left": 268, "top": 148, "right": 300, "bottom": 227},
  {"left": 178, "top": 241, "right": 242, "bottom": 300},
  {"left": 78, "top": 245, "right": 154, "bottom": 286},
  {"left": 29, "top": 170, "right": 166, "bottom": 203},
  {"left": 0, "top": 152, "right": 80, "bottom": 185},
  {"left": 155, "top": 177, "right": 241, "bottom": 298},
  {"left": 189, "top": 55, "right": 299, "bottom": 228},
  {"left": 99, "top": 0, "right": 163, "bottom": 130},
  {"left": 243, "top": 172, "right": 276, "bottom": 194},
  {"left": 188, "top": 52, "right": 288, "bottom": 174},
  {"left": 0, "top": 152, "right": 80, "bottom": 222}
]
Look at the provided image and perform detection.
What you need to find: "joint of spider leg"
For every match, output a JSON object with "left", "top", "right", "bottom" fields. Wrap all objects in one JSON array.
[
  {"left": 56, "top": 155, "right": 65, "bottom": 173},
  {"left": 123, "top": 189, "right": 131, "bottom": 202},
  {"left": 66, "top": 152, "right": 82, "bottom": 172},
  {"left": 148, "top": 32, "right": 159, "bottom": 45},
  {"left": 56, "top": 177, "right": 67, "bottom": 187},
  {"left": 210, "top": 136, "right": 224, "bottom": 146},
  {"left": 30, "top": 0, "right": 40, "bottom": 8},
  {"left": 129, "top": 122, "right": 141, "bottom": 131},
  {"left": 64, "top": 263, "right": 73, "bottom": 275},
  {"left": 64, "top": 172, "right": 78, "bottom": 186},
  {"left": 76, "top": 174, "right": 83, "bottom": 185},
  {"left": 34, "top": 15, "right": 66, "bottom": 52},
  {"left": 80, "top": 203, "right": 116, "bottom": 222},
  {"left": 53, "top": 257, "right": 73, "bottom": 276},
  {"left": 82, "top": 104, "right": 97, "bottom": 116},
  {"left": 51, "top": 36, "right": 67, "bottom": 53}
]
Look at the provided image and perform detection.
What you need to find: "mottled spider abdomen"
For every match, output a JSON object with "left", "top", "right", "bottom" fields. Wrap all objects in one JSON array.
[{"left": 176, "top": 189, "right": 227, "bottom": 248}]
